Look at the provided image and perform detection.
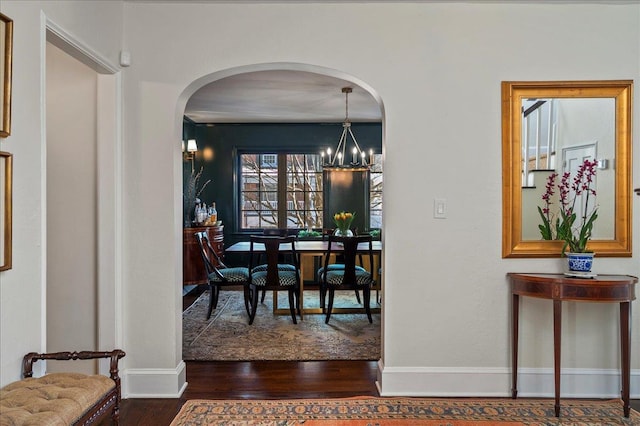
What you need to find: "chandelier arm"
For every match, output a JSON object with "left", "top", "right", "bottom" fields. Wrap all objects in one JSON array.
[
  {"left": 331, "top": 128, "right": 348, "bottom": 166},
  {"left": 346, "top": 127, "right": 367, "bottom": 166}
]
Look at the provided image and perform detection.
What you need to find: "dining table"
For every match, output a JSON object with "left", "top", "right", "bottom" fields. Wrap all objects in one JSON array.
[{"left": 225, "top": 239, "right": 382, "bottom": 317}]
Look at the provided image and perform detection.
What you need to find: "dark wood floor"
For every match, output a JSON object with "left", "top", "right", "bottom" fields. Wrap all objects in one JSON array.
[
  {"left": 116, "top": 360, "right": 379, "bottom": 426},
  {"left": 115, "top": 361, "right": 640, "bottom": 426},
  {"left": 109, "top": 289, "right": 639, "bottom": 425}
]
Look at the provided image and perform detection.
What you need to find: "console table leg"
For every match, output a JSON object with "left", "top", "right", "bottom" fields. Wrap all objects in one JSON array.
[
  {"left": 620, "top": 301, "right": 631, "bottom": 417},
  {"left": 553, "top": 300, "right": 562, "bottom": 417},
  {"left": 511, "top": 293, "right": 519, "bottom": 399}
]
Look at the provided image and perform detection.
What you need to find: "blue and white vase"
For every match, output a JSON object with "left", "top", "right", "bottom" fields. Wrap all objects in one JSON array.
[{"left": 566, "top": 252, "right": 595, "bottom": 273}]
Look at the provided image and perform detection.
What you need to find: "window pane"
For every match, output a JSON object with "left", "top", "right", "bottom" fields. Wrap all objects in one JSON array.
[
  {"left": 369, "top": 153, "right": 383, "bottom": 230},
  {"left": 370, "top": 210, "right": 382, "bottom": 229},
  {"left": 241, "top": 154, "right": 259, "bottom": 169},
  {"left": 283, "top": 154, "right": 323, "bottom": 229},
  {"left": 240, "top": 153, "right": 286, "bottom": 229}
]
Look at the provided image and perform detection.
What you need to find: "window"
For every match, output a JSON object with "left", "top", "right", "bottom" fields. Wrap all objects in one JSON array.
[
  {"left": 240, "top": 153, "right": 322, "bottom": 230},
  {"left": 369, "top": 154, "right": 383, "bottom": 229},
  {"left": 239, "top": 152, "right": 382, "bottom": 231}
]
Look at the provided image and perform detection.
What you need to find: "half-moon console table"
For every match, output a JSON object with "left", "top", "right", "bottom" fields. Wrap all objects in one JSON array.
[{"left": 507, "top": 273, "right": 637, "bottom": 418}]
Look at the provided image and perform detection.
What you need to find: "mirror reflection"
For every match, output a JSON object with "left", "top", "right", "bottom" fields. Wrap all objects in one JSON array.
[
  {"left": 521, "top": 97, "right": 615, "bottom": 241},
  {"left": 501, "top": 80, "right": 632, "bottom": 258}
]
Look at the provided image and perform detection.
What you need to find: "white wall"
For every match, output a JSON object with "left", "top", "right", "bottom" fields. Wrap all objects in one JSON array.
[
  {"left": 120, "top": 1, "right": 640, "bottom": 398},
  {"left": 0, "top": 0, "right": 123, "bottom": 385},
  {"left": 45, "top": 42, "right": 98, "bottom": 374},
  {"left": 0, "top": 1, "right": 639, "bottom": 400}
]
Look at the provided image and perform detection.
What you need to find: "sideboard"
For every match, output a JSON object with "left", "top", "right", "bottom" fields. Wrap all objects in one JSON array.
[{"left": 183, "top": 225, "right": 224, "bottom": 286}]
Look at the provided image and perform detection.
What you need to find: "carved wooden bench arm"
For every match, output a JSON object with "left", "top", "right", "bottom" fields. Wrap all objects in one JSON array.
[{"left": 22, "top": 349, "right": 126, "bottom": 380}]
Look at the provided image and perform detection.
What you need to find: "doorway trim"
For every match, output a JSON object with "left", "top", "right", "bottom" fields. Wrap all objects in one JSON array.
[{"left": 43, "top": 14, "right": 123, "bottom": 376}]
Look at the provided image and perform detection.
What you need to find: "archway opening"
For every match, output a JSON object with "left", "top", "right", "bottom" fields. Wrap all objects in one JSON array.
[{"left": 178, "top": 64, "right": 385, "bottom": 363}]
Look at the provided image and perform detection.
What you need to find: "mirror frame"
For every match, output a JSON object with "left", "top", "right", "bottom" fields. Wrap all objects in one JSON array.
[
  {"left": 502, "top": 80, "right": 633, "bottom": 258},
  {"left": 0, "top": 151, "right": 11, "bottom": 271}
]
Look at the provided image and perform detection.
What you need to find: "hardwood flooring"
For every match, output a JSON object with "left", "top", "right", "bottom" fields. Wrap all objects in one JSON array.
[
  {"left": 115, "top": 360, "right": 379, "bottom": 426},
  {"left": 115, "top": 361, "right": 640, "bottom": 426},
  {"left": 112, "top": 289, "right": 380, "bottom": 425},
  {"left": 108, "top": 289, "right": 639, "bottom": 425}
]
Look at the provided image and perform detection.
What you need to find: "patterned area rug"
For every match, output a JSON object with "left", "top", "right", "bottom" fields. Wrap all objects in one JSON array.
[
  {"left": 183, "top": 290, "right": 380, "bottom": 361},
  {"left": 170, "top": 397, "right": 640, "bottom": 425}
]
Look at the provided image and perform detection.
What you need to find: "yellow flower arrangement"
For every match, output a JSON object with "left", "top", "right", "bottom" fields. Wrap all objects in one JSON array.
[{"left": 333, "top": 211, "right": 355, "bottom": 235}]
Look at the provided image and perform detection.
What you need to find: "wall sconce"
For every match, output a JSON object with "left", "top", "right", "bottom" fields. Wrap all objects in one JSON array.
[{"left": 183, "top": 139, "right": 198, "bottom": 172}]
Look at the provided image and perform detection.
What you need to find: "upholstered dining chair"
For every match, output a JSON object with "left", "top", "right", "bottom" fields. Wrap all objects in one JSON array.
[
  {"left": 195, "top": 231, "right": 251, "bottom": 321},
  {"left": 249, "top": 235, "right": 301, "bottom": 325},
  {"left": 255, "top": 229, "right": 297, "bottom": 303},
  {"left": 316, "top": 228, "right": 363, "bottom": 305},
  {"left": 318, "top": 234, "right": 375, "bottom": 324}
]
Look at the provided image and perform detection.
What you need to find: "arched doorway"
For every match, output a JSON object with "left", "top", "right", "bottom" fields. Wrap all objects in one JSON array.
[{"left": 177, "top": 63, "right": 385, "bottom": 362}]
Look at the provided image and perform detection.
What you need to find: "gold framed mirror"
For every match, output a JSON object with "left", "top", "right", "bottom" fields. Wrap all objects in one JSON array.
[{"left": 502, "top": 80, "right": 632, "bottom": 258}]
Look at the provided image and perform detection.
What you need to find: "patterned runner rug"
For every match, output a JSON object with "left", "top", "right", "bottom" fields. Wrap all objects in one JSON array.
[
  {"left": 183, "top": 290, "right": 380, "bottom": 361},
  {"left": 170, "top": 397, "right": 639, "bottom": 425}
]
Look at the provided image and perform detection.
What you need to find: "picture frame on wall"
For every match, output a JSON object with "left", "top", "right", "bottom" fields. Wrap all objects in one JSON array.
[
  {"left": 0, "top": 13, "right": 13, "bottom": 138},
  {"left": 0, "top": 151, "right": 11, "bottom": 271}
]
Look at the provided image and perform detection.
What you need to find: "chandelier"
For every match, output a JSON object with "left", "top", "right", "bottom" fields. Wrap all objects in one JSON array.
[{"left": 322, "top": 87, "right": 374, "bottom": 169}]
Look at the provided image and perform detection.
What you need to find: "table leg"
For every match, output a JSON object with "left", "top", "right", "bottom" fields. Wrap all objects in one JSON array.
[
  {"left": 511, "top": 293, "right": 519, "bottom": 399},
  {"left": 620, "top": 301, "right": 631, "bottom": 417},
  {"left": 273, "top": 290, "right": 278, "bottom": 311},
  {"left": 553, "top": 300, "right": 562, "bottom": 417},
  {"left": 298, "top": 258, "right": 305, "bottom": 320}
]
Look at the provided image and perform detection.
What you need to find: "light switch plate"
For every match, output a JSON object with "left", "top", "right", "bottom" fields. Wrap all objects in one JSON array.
[{"left": 434, "top": 198, "right": 447, "bottom": 219}]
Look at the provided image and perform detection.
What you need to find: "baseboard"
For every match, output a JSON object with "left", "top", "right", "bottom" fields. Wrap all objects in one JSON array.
[
  {"left": 377, "top": 362, "right": 640, "bottom": 398},
  {"left": 122, "top": 361, "right": 187, "bottom": 398}
]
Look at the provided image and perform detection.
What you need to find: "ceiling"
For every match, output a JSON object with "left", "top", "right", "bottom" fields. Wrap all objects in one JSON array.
[{"left": 184, "top": 70, "right": 382, "bottom": 124}]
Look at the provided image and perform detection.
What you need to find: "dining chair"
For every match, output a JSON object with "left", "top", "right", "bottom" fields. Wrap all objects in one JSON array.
[
  {"left": 248, "top": 235, "right": 301, "bottom": 324},
  {"left": 255, "top": 229, "right": 297, "bottom": 303},
  {"left": 318, "top": 234, "right": 375, "bottom": 324},
  {"left": 316, "top": 227, "right": 362, "bottom": 305},
  {"left": 194, "top": 231, "right": 252, "bottom": 321}
]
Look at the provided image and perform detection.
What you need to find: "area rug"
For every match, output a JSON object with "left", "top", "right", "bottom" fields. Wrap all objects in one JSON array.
[
  {"left": 183, "top": 290, "right": 380, "bottom": 361},
  {"left": 170, "top": 396, "right": 639, "bottom": 425}
]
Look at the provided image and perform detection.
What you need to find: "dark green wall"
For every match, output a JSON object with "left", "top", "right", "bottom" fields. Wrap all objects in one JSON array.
[{"left": 183, "top": 121, "right": 382, "bottom": 247}]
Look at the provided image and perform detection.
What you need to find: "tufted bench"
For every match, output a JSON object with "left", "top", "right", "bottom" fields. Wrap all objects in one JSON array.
[{"left": 0, "top": 350, "right": 125, "bottom": 426}]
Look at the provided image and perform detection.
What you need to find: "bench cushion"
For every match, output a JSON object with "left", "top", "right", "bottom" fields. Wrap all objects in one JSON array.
[{"left": 0, "top": 372, "right": 115, "bottom": 426}]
